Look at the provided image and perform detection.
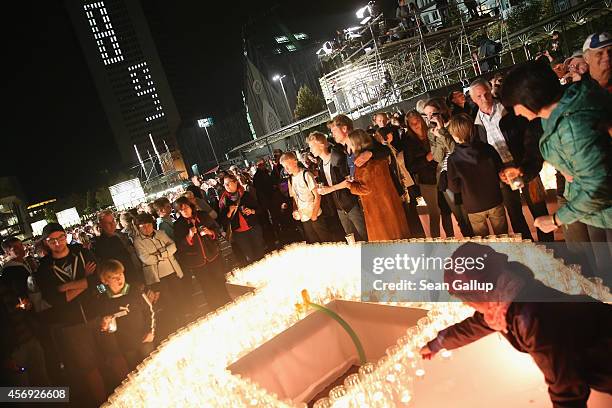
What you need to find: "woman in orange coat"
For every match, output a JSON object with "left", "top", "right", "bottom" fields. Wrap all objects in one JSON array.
[{"left": 340, "top": 129, "right": 410, "bottom": 241}]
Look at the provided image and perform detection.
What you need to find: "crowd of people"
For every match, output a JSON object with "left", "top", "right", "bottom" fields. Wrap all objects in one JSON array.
[{"left": 0, "top": 30, "right": 610, "bottom": 406}]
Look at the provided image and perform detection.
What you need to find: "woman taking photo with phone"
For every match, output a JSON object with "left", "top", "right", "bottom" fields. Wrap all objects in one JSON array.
[
  {"left": 173, "top": 196, "right": 231, "bottom": 311},
  {"left": 218, "top": 173, "right": 265, "bottom": 265}
]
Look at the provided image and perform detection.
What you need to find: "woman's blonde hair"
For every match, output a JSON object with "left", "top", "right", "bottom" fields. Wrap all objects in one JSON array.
[
  {"left": 347, "top": 129, "right": 374, "bottom": 156},
  {"left": 448, "top": 113, "right": 475, "bottom": 144}
]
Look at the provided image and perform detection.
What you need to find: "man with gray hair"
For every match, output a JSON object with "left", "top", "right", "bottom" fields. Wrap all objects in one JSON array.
[
  {"left": 470, "top": 78, "right": 552, "bottom": 241},
  {"left": 93, "top": 210, "right": 144, "bottom": 284},
  {"left": 582, "top": 32, "right": 611, "bottom": 92}
]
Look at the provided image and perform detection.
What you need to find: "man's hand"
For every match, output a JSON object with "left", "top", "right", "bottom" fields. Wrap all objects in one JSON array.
[
  {"left": 84, "top": 261, "right": 97, "bottom": 276},
  {"left": 227, "top": 205, "right": 238, "bottom": 218},
  {"left": 420, "top": 345, "right": 437, "bottom": 360},
  {"left": 317, "top": 186, "right": 333, "bottom": 195},
  {"left": 310, "top": 212, "right": 318, "bottom": 222},
  {"left": 142, "top": 332, "right": 154, "bottom": 343},
  {"left": 200, "top": 227, "right": 215, "bottom": 237},
  {"left": 101, "top": 316, "right": 112, "bottom": 332},
  {"left": 354, "top": 151, "right": 373, "bottom": 167},
  {"left": 241, "top": 207, "right": 255, "bottom": 216},
  {"left": 500, "top": 167, "right": 523, "bottom": 185},
  {"left": 292, "top": 210, "right": 301, "bottom": 221},
  {"left": 534, "top": 215, "right": 559, "bottom": 233}
]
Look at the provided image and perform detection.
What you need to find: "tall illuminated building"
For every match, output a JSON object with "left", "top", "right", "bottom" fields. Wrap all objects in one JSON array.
[{"left": 65, "top": 0, "right": 181, "bottom": 165}]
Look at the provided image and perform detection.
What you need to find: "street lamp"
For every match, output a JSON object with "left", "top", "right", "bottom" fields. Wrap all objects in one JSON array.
[
  {"left": 272, "top": 74, "right": 291, "bottom": 118},
  {"left": 197, "top": 117, "right": 219, "bottom": 166}
]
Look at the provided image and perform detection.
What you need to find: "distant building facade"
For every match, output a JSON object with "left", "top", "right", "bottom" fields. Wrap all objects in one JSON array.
[{"left": 65, "top": 0, "right": 181, "bottom": 165}]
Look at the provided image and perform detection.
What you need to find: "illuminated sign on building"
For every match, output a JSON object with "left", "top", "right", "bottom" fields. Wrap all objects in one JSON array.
[
  {"left": 109, "top": 178, "right": 146, "bottom": 210},
  {"left": 56, "top": 208, "right": 81, "bottom": 228}
]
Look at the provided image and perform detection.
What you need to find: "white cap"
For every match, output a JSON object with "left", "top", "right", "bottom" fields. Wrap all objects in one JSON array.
[{"left": 582, "top": 32, "right": 611, "bottom": 52}]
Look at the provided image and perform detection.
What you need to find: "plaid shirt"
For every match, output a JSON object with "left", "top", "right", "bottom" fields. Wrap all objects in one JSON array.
[{"left": 478, "top": 102, "right": 514, "bottom": 164}]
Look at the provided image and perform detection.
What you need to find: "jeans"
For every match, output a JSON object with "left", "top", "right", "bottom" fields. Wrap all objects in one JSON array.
[
  {"left": 302, "top": 217, "right": 336, "bottom": 243},
  {"left": 232, "top": 224, "right": 265, "bottom": 263},
  {"left": 468, "top": 204, "right": 508, "bottom": 237},
  {"left": 337, "top": 204, "right": 368, "bottom": 241}
]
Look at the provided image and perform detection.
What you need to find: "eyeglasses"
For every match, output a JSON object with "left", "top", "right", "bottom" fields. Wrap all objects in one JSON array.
[{"left": 46, "top": 234, "right": 67, "bottom": 245}]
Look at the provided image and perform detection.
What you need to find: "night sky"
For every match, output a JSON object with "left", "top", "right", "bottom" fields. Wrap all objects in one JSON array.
[{"left": 4, "top": 0, "right": 389, "bottom": 204}]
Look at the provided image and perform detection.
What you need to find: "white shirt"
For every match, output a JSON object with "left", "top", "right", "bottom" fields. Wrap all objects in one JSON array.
[
  {"left": 323, "top": 159, "right": 333, "bottom": 187},
  {"left": 479, "top": 101, "right": 514, "bottom": 164},
  {"left": 289, "top": 169, "right": 322, "bottom": 222}
]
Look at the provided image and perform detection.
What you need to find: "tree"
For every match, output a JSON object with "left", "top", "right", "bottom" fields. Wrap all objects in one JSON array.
[
  {"left": 95, "top": 187, "right": 114, "bottom": 209},
  {"left": 43, "top": 207, "right": 58, "bottom": 224},
  {"left": 293, "top": 85, "right": 326, "bottom": 120}
]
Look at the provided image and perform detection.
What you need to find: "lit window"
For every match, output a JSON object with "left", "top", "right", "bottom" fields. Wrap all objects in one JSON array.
[
  {"left": 275, "top": 36, "right": 289, "bottom": 43},
  {"left": 294, "top": 33, "right": 308, "bottom": 40},
  {"left": 286, "top": 44, "right": 297, "bottom": 51}
]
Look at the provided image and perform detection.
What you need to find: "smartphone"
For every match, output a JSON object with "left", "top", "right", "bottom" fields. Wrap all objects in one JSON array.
[{"left": 96, "top": 284, "right": 107, "bottom": 294}]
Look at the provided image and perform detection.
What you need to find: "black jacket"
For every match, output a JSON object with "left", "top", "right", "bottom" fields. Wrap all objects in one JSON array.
[
  {"left": 403, "top": 133, "right": 438, "bottom": 185},
  {"left": 447, "top": 141, "right": 504, "bottom": 213},
  {"left": 173, "top": 211, "right": 221, "bottom": 269},
  {"left": 317, "top": 146, "right": 360, "bottom": 213},
  {"left": 476, "top": 112, "right": 545, "bottom": 183},
  {"left": 218, "top": 189, "right": 260, "bottom": 231},
  {"left": 93, "top": 233, "right": 143, "bottom": 284},
  {"left": 36, "top": 246, "right": 100, "bottom": 326},
  {"left": 97, "top": 284, "right": 155, "bottom": 351},
  {"left": 428, "top": 270, "right": 612, "bottom": 408}
]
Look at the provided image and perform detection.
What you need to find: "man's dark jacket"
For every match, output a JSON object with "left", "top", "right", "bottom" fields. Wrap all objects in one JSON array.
[
  {"left": 317, "top": 145, "right": 360, "bottom": 213},
  {"left": 427, "top": 263, "right": 612, "bottom": 408}
]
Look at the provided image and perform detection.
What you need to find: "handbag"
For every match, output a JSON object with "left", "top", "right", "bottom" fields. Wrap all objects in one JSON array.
[{"left": 527, "top": 176, "right": 547, "bottom": 204}]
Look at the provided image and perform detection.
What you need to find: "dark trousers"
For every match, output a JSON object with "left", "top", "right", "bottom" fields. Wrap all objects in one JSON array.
[
  {"left": 8, "top": 338, "right": 49, "bottom": 386},
  {"left": 420, "top": 183, "right": 452, "bottom": 238},
  {"left": 442, "top": 189, "right": 473, "bottom": 237},
  {"left": 191, "top": 256, "right": 232, "bottom": 311},
  {"left": 558, "top": 196, "right": 597, "bottom": 278},
  {"left": 302, "top": 217, "right": 335, "bottom": 243},
  {"left": 523, "top": 177, "right": 554, "bottom": 242},
  {"left": 232, "top": 225, "right": 265, "bottom": 264},
  {"left": 152, "top": 273, "right": 188, "bottom": 331},
  {"left": 337, "top": 204, "right": 368, "bottom": 241},
  {"left": 585, "top": 225, "right": 612, "bottom": 286},
  {"left": 403, "top": 199, "right": 425, "bottom": 238},
  {"left": 501, "top": 182, "right": 533, "bottom": 240}
]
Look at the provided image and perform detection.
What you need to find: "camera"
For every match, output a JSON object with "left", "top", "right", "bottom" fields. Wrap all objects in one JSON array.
[{"left": 96, "top": 284, "right": 107, "bottom": 294}]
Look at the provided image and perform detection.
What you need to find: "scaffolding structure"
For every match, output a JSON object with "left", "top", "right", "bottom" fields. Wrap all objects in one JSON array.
[
  {"left": 319, "top": 0, "right": 610, "bottom": 118},
  {"left": 132, "top": 137, "right": 182, "bottom": 193}
]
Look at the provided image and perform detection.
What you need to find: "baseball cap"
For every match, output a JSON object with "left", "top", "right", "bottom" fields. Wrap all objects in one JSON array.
[
  {"left": 582, "top": 32, "right": 611, "bottom": 52},
  {"left": 564, "top": 50, "right": 583, "bottom": 65},
  {"left": 42, "top": 222, "right": 65, "bottom": 240}
]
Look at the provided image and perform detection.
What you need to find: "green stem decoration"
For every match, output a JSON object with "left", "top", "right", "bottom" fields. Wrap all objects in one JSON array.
[{"left": 302, "top": 291, "right": 366, "bottom": 365}]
